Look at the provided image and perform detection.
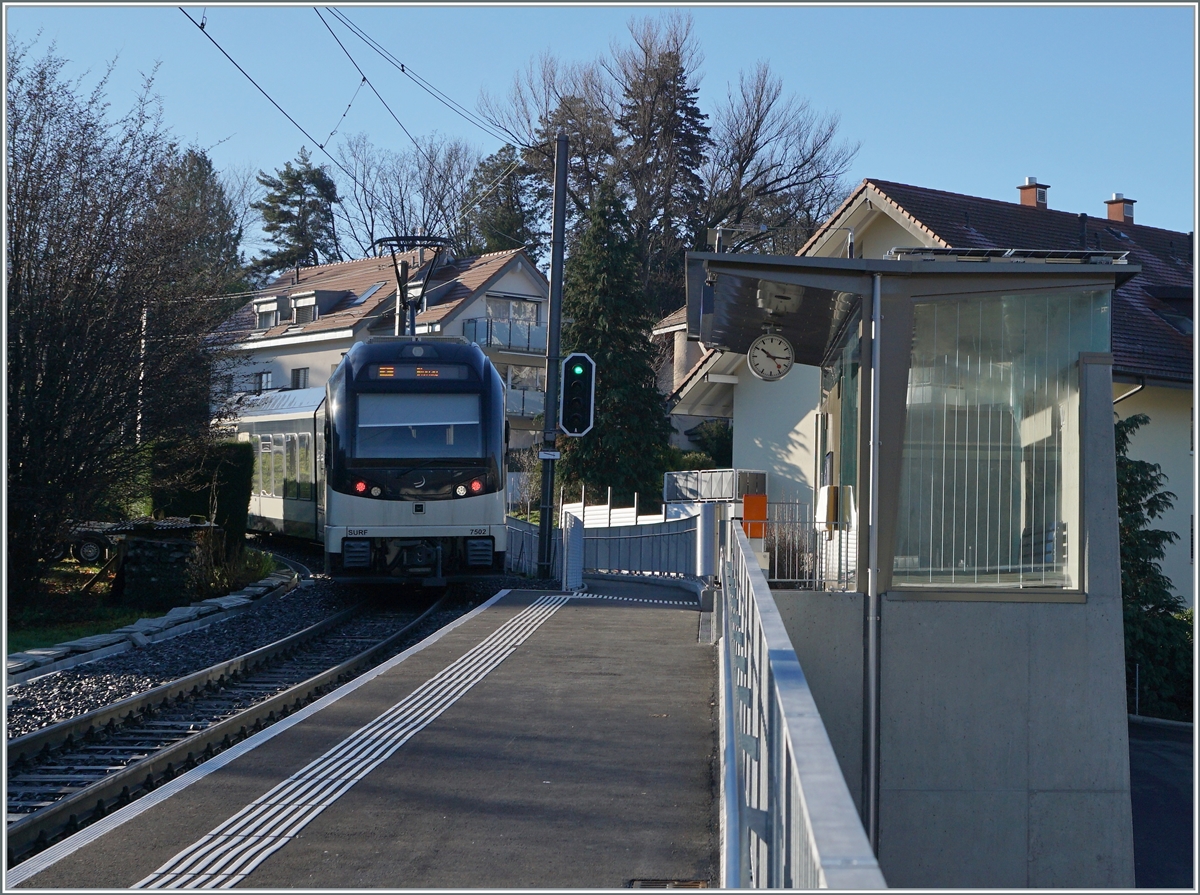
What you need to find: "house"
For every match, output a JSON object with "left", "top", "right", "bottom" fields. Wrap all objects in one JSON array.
[
  {"left": 212, "top": 247, "right": 550, "bottom": 448},
  {"left": 667, "top": 177, "right": 1194, "bottom": 603}
]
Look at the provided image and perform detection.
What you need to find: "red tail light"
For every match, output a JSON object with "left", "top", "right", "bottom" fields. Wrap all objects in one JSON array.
[
  {"left": 354, "top": 480, "right": 368, "bottom": 494},
  {"left": 470, "top": 478, "right": 484, "bottom": 493}
]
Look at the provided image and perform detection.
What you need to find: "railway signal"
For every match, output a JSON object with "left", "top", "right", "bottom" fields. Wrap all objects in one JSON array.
[{"left": 559, "top": 353, "right": 596, "bottom": 436}]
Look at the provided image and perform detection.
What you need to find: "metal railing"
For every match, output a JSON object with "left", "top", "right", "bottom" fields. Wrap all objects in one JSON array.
[
  {"left": 582, "top": 514, "right": 702, "bottom": 579},
  {"left": 763, "top": 502, "right": 857, "bottom": 591},
  {"left": 722, "top": 525, "right": 885, "bottom": 888},
  {"left": 505, "top": 516, "right": 559, "bottom": 578},
  {"left": 663, "top": 468, "right": 767, "bottom": 503},
  {"left": 463, "top": 317, "right": 547, "bottom": 354}
]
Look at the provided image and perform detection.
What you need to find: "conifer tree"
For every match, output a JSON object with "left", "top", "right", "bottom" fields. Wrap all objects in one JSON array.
[
  {"left": 1116, "top": 413, "right": 1192, "bottom": 720},
  {"left": 556, "top": 184, "right": 673, "bottom": 505},
  {"left": 463, "top": 144, "right": 544, "bottom": 257},
  {"left": 250, "top": 147, "right": 341, "bottom": 281}
]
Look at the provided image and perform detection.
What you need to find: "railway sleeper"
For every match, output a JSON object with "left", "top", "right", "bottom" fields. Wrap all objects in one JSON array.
[{"left": 7, "top": 598, "right": 447, "bottom": 868}]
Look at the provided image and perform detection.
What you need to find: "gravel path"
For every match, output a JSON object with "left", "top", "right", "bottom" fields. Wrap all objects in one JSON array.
[{"left": 6, "top": 538, "right": 561, "bottom": 741}]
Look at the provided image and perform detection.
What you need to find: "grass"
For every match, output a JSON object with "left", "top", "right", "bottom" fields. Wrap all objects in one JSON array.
[
  {"left": 6, "top": 560, "right": 151, "bottom": 654},
  {"left": 5, "top": 547, "right": 283, "bottom": 656}
]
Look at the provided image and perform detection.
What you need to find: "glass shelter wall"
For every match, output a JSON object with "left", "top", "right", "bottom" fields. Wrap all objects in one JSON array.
[
  {"left": 817, "top": 304, "right": 862, "bottom": 590},
  {"left": 892, "top": 290, "right": 1110, "bottom": 588}
]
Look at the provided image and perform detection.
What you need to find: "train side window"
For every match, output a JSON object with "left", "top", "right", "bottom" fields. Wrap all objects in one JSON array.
[
  {"left": 284, "top": 433, "right": 299, "bottom": 499},
  {"left": 297, "top": 433, "right": 313, "bottom": 500},
  {"left": 272, "top": 435, "right": 285, "bottom": 498},
  {"left": 257, "top": 436, "right": 272, "bottom": 495}
]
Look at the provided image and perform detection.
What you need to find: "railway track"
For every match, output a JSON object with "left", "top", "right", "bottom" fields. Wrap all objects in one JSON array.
[{"left": 6, "top": 587, "right": 461, "bottom": 868}]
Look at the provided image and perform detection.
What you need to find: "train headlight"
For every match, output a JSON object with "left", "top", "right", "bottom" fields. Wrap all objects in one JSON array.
[
  {"left": 354, "top": 481, "right": 368, "bottom": 494},
  {"left": 455, "top": 484, "right": 468, "bottom": 497},
  {"left": 470, "top": 478, "right": 484, "bottom": 494},
  {"left": 370, "top": 485, "right": 383, "bottom": 497}
]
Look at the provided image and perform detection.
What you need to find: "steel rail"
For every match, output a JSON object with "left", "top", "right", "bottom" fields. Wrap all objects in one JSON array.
[
  {"left": 7, "top": 604, "right": 363, "bottom": 768},
  {"left": 7, "top": 593, "right": 450, "bottom": 867}
]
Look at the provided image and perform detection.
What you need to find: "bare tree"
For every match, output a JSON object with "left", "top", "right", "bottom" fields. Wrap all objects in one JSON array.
[
  {"left": 6, "top": 42, "right": 246, "bottom": 607},
  {"left": 479, "top": 20, "right": 859, "bottom": 306},
  {"left": 331, "top": 133, "right": 481, "bottom": 257},
  {"left": 479, "top": 52, "right": 620, "bottom": 222},
  {"left": 700, "top": 62, "right": 859, "bottom": 253}
]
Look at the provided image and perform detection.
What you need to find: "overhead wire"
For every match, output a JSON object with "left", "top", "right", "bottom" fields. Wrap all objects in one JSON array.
[
  {"left": 179, "top": 8, "right": 433, "bottom": 256},
  {"left": 180, "top": 7, "right": 528, "bottom": 256},
  {"left": 315, "top": 8, "right": 528, "bottom": 248},
  {"left": 323, "top": 7, "right": 513, "bottom": 145}
]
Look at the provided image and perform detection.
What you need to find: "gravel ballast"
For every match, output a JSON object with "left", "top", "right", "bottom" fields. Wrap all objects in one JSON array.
[{"left": 6, "top": 562, "right": 561, "bottom": 740}]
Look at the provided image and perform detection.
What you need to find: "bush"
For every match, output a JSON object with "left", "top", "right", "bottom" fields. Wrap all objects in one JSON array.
[
  {"left": 151, "top": 440, "right": 255, "bottom": 559},
  {"left": 1116, "top": 413, "right": 1191, "bottom": 720},
  {"left": 687, "top": 420, "right": 732, "bottom": 468}
]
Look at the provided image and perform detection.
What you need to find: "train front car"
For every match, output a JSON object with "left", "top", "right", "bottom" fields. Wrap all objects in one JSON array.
[{"left": 324, "top": 338, "right": 507, "bottom": 585}]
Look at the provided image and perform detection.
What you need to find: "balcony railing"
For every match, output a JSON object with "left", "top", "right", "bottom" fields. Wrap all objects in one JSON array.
[
  {"left": 505, "top": 388, "right": 544, "bottom": 418},
  {"left": 463, "top": 317, "right": 547, "bottom": 354}
]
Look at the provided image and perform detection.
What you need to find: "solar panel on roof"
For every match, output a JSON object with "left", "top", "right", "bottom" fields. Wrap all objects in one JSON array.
[{"left": 350, "top": 281, "right": 388, "bottom": 306}]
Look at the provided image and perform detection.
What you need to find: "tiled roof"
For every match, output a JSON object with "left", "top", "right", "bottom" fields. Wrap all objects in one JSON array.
[
  {"left": 215, "top": 248, "right": 539, "bottom": 342},
  {"left": 653, "top": 305, "right": 689, "bottom": 333},
  {"left": 806, "top": 179, "right": 1194, "bottom": 383}
]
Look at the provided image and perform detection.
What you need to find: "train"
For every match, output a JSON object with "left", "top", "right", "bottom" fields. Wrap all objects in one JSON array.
[{"left": 232, "top": 336, "right": 508, "bottom": 585}]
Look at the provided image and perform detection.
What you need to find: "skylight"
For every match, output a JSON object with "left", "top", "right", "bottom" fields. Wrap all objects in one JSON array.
[{"left": 350, "top": 281, "right": 388, "bottom": 306}]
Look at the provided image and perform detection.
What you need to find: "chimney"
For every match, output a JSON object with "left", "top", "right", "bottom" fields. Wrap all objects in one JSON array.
[
  {"left": 1017, "top": 176, "right": 1050, "bottom": 210},
  {"left": 1105, "top": 192, "right": 1135, "bottom": 225}
]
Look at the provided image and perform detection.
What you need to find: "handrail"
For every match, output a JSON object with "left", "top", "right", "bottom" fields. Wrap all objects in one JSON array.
[{"left": 722, "top": 525, "right": 885, "bottom": 888}]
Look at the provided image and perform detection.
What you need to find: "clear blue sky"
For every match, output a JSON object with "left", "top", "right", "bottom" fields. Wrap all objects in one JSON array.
[{"left": 6, "top": 3, "right": 1197, "bottom": 247}]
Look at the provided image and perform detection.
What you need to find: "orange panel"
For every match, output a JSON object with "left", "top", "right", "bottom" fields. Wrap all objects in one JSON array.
[
  {"left": 742, "top": 493, "right": 767, "bottom": 521},
  {"left": 743, "top": 520, "right": 765, "bottom": 538}
]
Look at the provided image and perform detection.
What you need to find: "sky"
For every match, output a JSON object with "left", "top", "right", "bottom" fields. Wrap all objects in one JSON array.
[{"left": 5, "top": 3, "right": 1197, "bottom": 255}]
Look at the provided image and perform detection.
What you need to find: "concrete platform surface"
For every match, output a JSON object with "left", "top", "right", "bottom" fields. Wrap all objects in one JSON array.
[{"left": 12, "top": 583, "right": 718, "bottom": 889}]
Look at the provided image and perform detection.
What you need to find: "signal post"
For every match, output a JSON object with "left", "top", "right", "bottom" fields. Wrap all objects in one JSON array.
[{"left": 537, "top": 133, "right": 569, "bottom": 578}]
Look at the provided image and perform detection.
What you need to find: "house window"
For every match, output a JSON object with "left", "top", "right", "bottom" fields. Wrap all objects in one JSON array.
[
  {"left": 893, "top": 289, "right": 1110, "bottom": 589},
  {"left": 256, "top": 310, "right": 276, "bottom": 329},
  {"left": 294, "top": 305, "right": 315, "bottom": 324},
  {"left": 291, "top": 368, "right": 309, "bottom": 390},
  {"left": 256, "top": 371, "right": 272, "bottom": 393}
]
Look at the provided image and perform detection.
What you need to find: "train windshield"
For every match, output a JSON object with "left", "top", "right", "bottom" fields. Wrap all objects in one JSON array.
[{"left": 355, "top": 393, "right": 483, "bottom": 459}]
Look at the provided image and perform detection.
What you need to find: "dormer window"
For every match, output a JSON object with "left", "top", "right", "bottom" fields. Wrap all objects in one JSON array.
[
  {"left": 253, "top": 295, "right": 290, "bottom": 330},
  {"left": 292, "top": 294, "right": 317, "bottom": 324}
]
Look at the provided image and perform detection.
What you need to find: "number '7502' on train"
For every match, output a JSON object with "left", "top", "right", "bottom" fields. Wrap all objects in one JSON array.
[{"left": 232, "top": 337, "right": 508, "bottom": 586}]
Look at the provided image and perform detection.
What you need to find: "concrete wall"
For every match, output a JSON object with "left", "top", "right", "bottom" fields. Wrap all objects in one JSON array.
[
  {"left": 731, "top": 364, "right": 821, "bottom": 505},
  {"left": 1114, "top": 384, "right": 1193, "bottom": 607},
  {"left": 772, "top": 590, "right": 864, "bottom": 815},
  {"left": 876, "top": 595, "right": 1132, "bottom": 887}
]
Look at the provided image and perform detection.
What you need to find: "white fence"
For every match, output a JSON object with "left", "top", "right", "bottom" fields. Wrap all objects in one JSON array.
[{"left": 721, "top": 524, "right": 885, "bottom": 888}]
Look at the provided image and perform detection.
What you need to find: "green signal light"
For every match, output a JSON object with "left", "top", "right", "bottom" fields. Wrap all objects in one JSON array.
[{"left": 572, "top": 364, "right": 584, "bottom": 375}]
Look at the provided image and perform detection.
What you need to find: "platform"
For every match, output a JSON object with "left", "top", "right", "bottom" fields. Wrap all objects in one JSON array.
[{"left": 11, "top": 580, "right": 718, "bottom": 889}]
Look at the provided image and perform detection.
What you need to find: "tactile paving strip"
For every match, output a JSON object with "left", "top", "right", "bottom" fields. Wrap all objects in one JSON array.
[{"left": 133, "top": 594, "right": 570, "bottom": 889}]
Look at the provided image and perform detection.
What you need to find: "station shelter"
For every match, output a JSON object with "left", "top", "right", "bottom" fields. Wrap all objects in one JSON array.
[{"left": 683, "top": 249, "right": 1139, "bottom": 888}]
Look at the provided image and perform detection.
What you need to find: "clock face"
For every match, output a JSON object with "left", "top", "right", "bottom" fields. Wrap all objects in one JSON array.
[{"left": 747, "top": 334, "right": 795, "bottom": 382}]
